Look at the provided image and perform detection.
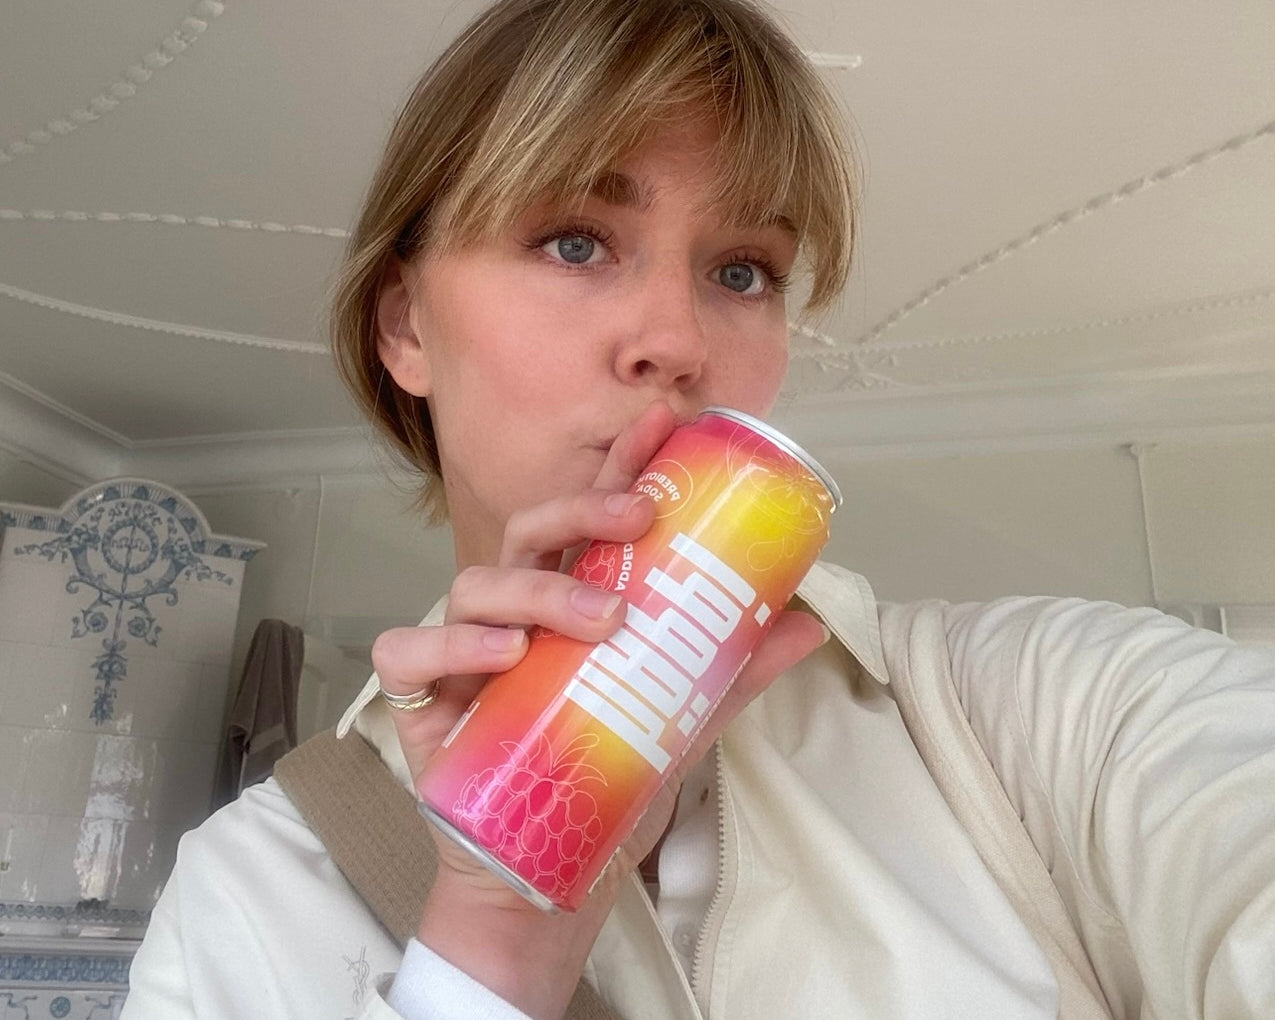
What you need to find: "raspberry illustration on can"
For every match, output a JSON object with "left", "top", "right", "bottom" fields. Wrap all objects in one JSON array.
[{"left": 418, "top": 407, "right": 842, "bottom": 911}]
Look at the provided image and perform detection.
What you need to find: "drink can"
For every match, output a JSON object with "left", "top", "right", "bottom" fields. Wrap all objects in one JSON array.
[{"left": 418, "top": 407, "right": 842, "bottom": 910}]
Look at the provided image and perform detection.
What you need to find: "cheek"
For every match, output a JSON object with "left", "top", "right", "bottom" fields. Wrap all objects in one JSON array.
[
  {"left": 431, "top": 291, "right": 576, "bottom": 407},
  {"left": 715, "top": 319, "right": 789, "bottom": 414}
]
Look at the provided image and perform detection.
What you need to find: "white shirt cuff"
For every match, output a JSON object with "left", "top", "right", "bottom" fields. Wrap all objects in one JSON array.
[{"left": 386, "top": 937, "right": 533, "bottom": 1020}]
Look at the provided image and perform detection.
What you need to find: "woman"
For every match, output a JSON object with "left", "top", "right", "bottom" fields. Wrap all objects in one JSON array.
[{"left": 124, "top": 0, "right": 1275, "bottom": 1017}]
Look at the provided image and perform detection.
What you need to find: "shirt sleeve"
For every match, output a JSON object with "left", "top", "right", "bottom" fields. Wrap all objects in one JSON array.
[
  {"left": 120, "top": 878, "right": 197, "bottom": 1019},
  {"left": 385, "top": 938, "right": 534, "bottom": 1020},
  {"left": 943, "top": 597, "right": 1275, "bottom": 1019}
]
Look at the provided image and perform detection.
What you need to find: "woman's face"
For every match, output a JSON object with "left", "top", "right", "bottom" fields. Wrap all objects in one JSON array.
[{"left": 378, "top": 121, "right": 796, "bottom": 567}]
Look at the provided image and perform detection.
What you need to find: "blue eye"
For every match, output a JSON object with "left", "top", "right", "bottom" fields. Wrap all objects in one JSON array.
[
  {"left": 551, "top": 234, "right": 596, "bottom": 264},
  {"left": 718, "top": 262, "right": 762, "bottom": 295}
]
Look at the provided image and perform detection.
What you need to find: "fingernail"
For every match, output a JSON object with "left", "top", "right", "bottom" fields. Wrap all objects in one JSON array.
[
  {"left": 571, "top": 586, "right": 623, "bottom": 619},
  {"left": 484, "top": 628, "right": 527, "bottom": 651},
  {"left": 818, "top": 624, "right": 832, "bottom": 646},
  {"left": 605, "top": 493, "right": 645, "bottom": 516}
]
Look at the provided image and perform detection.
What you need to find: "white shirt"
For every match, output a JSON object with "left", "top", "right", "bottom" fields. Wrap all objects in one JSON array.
[{"left": 122, "top": 564, "right": 1275, "bottom": 1019}]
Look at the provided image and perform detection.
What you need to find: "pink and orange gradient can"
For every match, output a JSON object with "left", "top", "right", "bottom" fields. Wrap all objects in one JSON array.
[{"left": 418, "top": 407, "right": 841, "bottom": 910}]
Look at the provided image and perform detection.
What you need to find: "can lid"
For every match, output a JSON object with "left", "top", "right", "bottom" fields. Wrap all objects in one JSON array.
[{"left": 699, "top": 406, "right": 843, "bottom": 511}]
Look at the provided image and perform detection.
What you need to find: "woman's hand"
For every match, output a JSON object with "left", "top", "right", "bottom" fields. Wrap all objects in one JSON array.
[{"left": 370, "top": 401, "right": 827, "bottom": 1018}]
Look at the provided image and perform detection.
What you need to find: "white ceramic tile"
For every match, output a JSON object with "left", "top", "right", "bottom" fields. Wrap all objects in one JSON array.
[
  {"left": 0, "top": 643, "right": 74, "bottom": 729},
  {"left": 168, "top": 586, "right": 242, "bottom": 664},
  {"left": 193, "top": 662, "right": 232, "bottom": 745},
  {"left": 107, "top": 816, "right": 159, "bottom": 912},
  {"left": 112, "top": 819, "right": 163, "bottom": 912},
  {"left": 0, "top": 554, "right": 64, "bottom": 645},
  {"left": 109, "top": 612, "right": 170, "bottom": 667},
  {"left": 0, "top": 725, "right": 32, "bottom": 813},
  {"left": 0, "top": 812, "right": 49, "bottom": 901},
  {"left": 5, "top": 992, "right": 125, "bottom": 1020},
  {"left": 130, "top": 657, "right": 201, "bottom": 739},
  {"left": 56, "top": 637, "right": 143, "bottom": 735},
  {"left": 34, "top": 815, "right": 84, "bottom": 904},
  {"left": 150, "top": 740, "right": 218, "bottom": 830},
  {"left": 69, "top": 817, "right": 129, "bottom": 903},
  {"left": 47, "top": 574, "right": 112, "bottom": 653},
  {"left": 84, "top": 736, "right": 157, "bottom": 823},
  {"left": 19, "top": 730, "right": 95, "bottom": 815},
  {"left": 82, "top": 654, "right": 156, "bottom": 739}
]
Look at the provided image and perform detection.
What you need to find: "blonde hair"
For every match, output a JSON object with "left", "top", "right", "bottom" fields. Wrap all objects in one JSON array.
[{"left": 331, "top": 0, "right": 859, "bottom": 519}]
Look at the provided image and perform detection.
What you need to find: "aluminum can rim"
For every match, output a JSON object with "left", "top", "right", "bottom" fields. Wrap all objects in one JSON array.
[{"left": 697, "top": 406, "right": 843, "bottom": 511}]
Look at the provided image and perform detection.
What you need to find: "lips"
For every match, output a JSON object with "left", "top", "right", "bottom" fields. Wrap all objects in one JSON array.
[{"left": 593, "top": 404, "right": 695, "bottom": 455}]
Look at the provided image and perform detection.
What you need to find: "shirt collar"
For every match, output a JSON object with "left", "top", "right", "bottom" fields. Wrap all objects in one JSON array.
[
  {"left": 797, "top": 561, "right": 890, "bottom": 686},
  {"left": 337, "top": 560, "right": 889, "bottom": 768}
]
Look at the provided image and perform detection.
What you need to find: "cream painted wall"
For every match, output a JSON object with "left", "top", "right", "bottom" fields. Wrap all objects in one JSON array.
[
  {"left": 1134, "top": 439, "right": 1275, "bottom": 606},
  {"left": 821, "top": 445, "right": 1155, "bottom": 607}
]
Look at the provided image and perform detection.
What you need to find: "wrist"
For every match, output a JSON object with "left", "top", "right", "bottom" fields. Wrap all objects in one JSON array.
[{"left": 417, "top": 865, "right": 613, "bottom": 1020}]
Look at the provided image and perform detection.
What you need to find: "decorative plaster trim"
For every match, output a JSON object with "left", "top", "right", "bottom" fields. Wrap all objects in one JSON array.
[
  {"left": 0, "top": 377, "right": 124, "bottom": 481},
  {"left": 0, "top": 207, "right": 349, "bottom": 238},
  {"left": 773, "top": 366, "right": 1275, "bottom": 456},
  {"left": 0, "top": 280, "right": 325, "bottom": 354},
  {"left": 806, "top": 52, "right": 863, "bottom": 70},
  {"left": 0, "top": 1, "right": 227, "bottom": 167},
  {"left": 790, "top": 285, "right": 1275, "bottom": 356},
  {"left": 851, "top": 118, "right": 1275, "bottom": 346}
]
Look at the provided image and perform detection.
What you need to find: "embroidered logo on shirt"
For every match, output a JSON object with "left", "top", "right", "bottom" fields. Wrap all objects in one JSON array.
[{"left": 343, "top": 945, "right": 370, "bottom": 1009}]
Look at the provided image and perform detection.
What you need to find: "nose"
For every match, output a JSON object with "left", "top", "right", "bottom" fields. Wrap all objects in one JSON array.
[{"left": 613, "top": 265, "right": 708, "bottom": 391}]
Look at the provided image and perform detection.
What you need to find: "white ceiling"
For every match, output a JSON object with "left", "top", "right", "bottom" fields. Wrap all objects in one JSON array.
[{"left": 2, "top": 0, "right": 1273, "bottom": 491}]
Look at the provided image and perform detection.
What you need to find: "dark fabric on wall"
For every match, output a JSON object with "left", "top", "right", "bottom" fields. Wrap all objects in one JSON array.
[{"left": 212, "top": 618, "right": 304, "bottom": 810}]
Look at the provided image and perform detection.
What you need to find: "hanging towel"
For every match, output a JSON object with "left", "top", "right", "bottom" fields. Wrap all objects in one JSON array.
[{"left": 212, "top": 618, "right": 304, "bottom": 810}]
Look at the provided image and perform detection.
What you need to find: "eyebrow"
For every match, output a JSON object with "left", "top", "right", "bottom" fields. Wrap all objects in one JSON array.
[{"left": 588, "top": 170, "right": 653, "bottom": 211}]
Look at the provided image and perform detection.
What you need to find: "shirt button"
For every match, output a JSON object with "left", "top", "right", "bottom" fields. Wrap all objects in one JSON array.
[{"left": 673, "top": 924, "right": 696, "bottom": 952}]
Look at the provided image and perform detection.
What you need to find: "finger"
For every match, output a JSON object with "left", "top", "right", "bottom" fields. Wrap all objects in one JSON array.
[
  {"left": 446, "top": 565, "right": 630, "bottom": 639},
  {"left": 497, "top": 488, "right": 654, "bottom": 571},
  {"left": 370, "top": 623, "right": 529, "bottom": 700},
  {"left": 371, "top": 623, "right": 534, "bottom": 781},
  {"left": 591, "top": 401, "right": 680, "bottom": 493}
]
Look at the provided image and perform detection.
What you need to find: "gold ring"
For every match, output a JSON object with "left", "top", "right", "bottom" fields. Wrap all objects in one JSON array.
[{"left": 380, "top": 679, "right": 442, "bottom": 711}]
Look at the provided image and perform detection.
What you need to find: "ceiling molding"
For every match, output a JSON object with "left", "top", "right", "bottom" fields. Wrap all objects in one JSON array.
[
  {"left": 805, "top": 52, "right": 863, "bottom": 70},
  {"left": 0, "top": 377, "right": 387, "bottom": 490},
  {"left": 788, "top": 290, "right": 1275, "bottom": 393},
  {"left": 775, "top": 366, "right": 1275, "bottom": 458},
  {"left": 0, "top": 369, "right": 132, "bottom": 447},
  {"left": 125, "top": 428, "right": 391, "bottom": 491},
  {"left": 0, "top": 280, "right": 325, "bottom": 354},
  {"left": 851, "top": 117, "right": 1275, "bottom": 346},
  {"left": 0, "top": 207, "right": 348, "bottom": 238},
  {"left": 791, "top": 286, "right": 1275, "bottom": 354},
  {"left": 0, "top": 378, "right": 125, "bottom": 482},
  {"left": 0, "top": 0, "right": 226, "bottom": 167}
]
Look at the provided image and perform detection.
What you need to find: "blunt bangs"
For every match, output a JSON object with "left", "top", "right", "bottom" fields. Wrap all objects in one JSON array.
[{"left": 423, "top": 0, "right": 856, "bottom": 312}]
